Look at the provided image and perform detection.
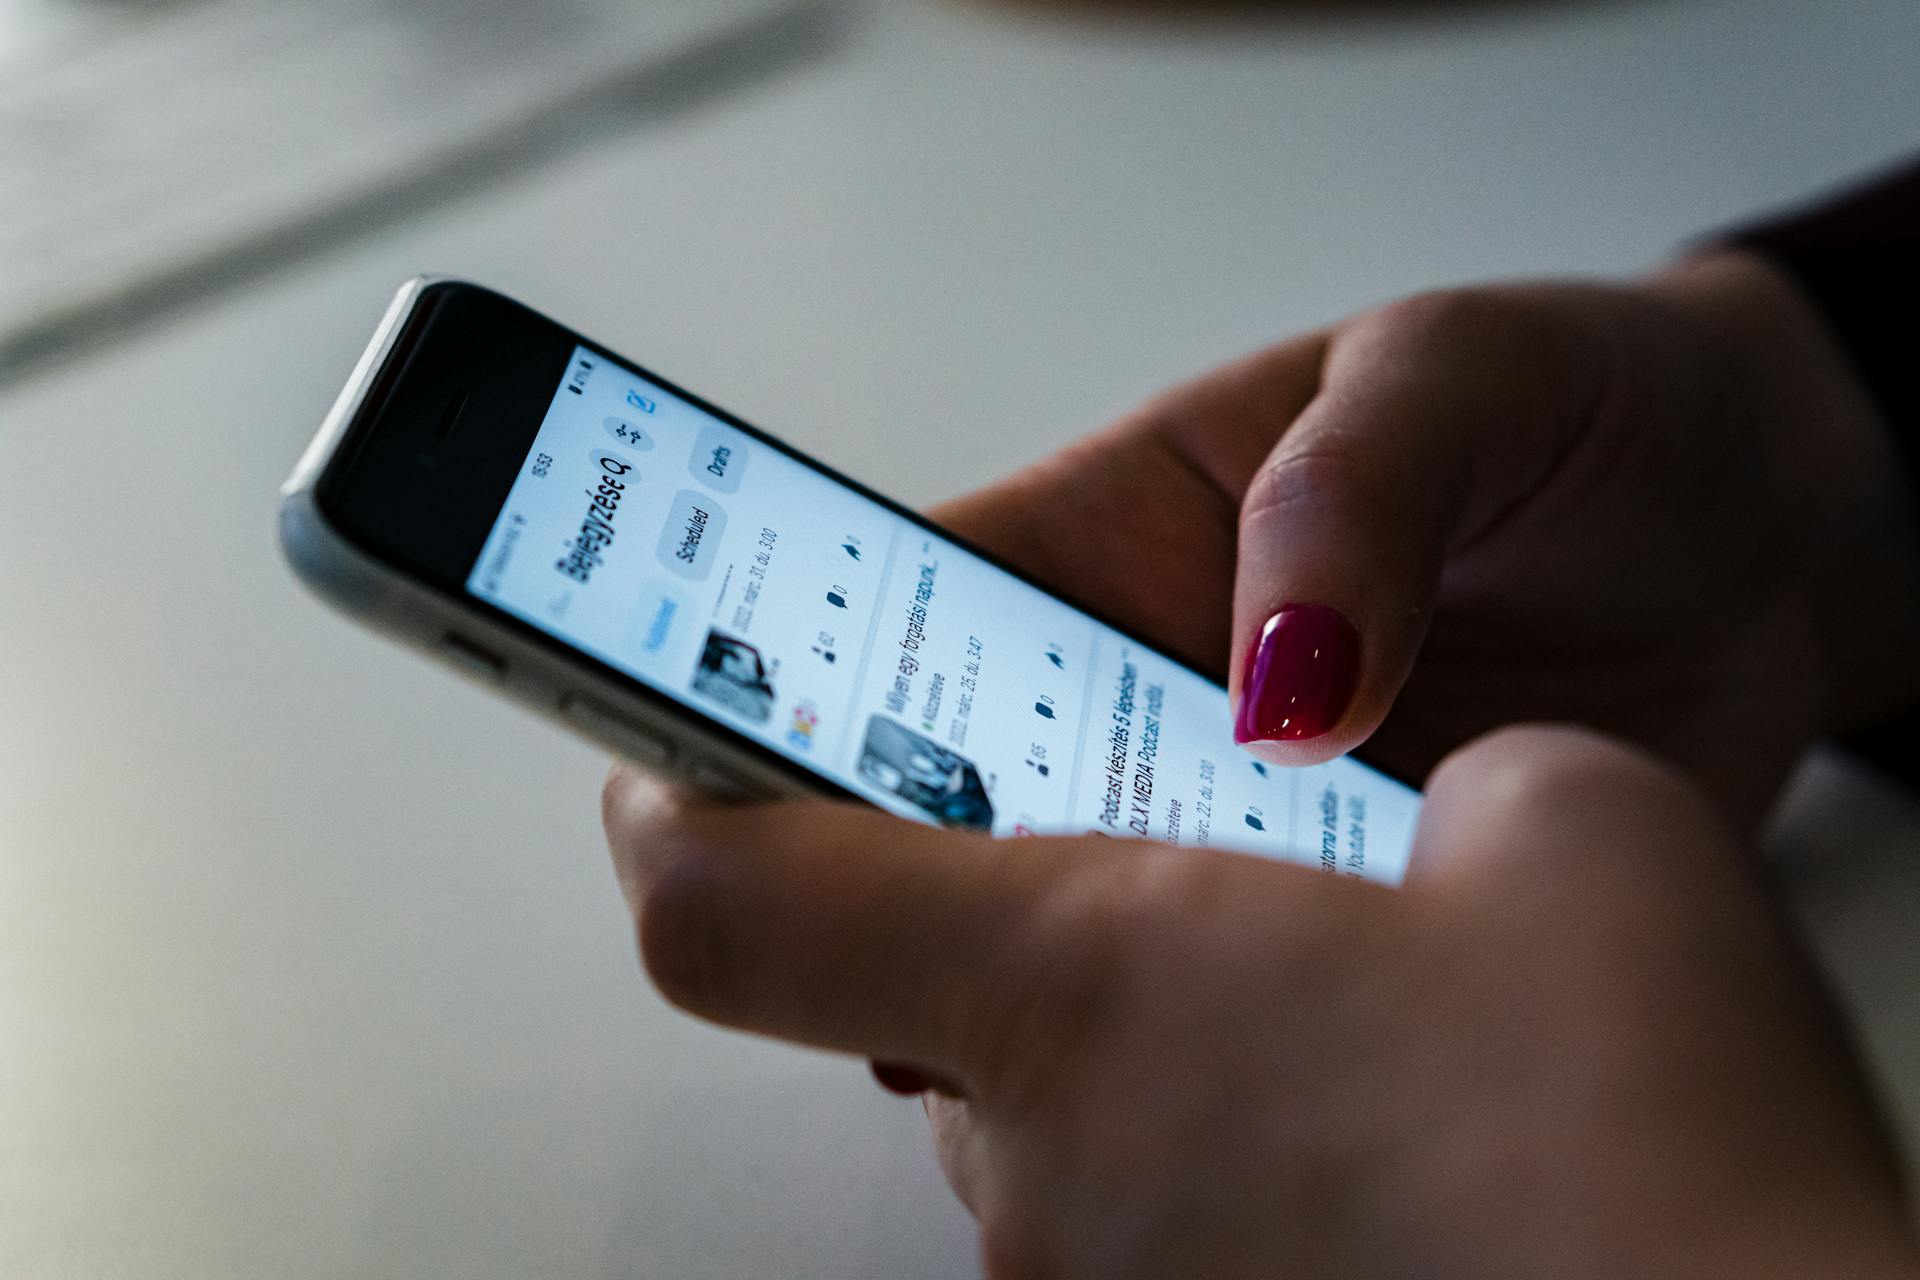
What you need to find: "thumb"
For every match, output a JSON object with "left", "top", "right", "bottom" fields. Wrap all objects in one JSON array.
[
  {"left": 1229, "top": 290, "right": 1608, "bottom": 764},
  {"left": 1405, "top": 723, "right": 1738, "bottom": 894}
]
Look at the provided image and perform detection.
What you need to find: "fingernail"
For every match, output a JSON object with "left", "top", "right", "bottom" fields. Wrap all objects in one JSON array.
[
  {"left": 1234, "top": 604, "right": 1360, "bottom": 744},
  {"left": 870, "top": 1059, "right": 964, "bottom": 1098},
  {"left": 870, "top": 1060, "right": 935, "bottom": 1096}
]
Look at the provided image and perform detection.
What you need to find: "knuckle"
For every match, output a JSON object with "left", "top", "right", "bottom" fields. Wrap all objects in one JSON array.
[
  {"left": 1240, "top": 446, "right": 1422, "bottom": 547},
  {"left": 1085, "top": 847, "right": 1208, "bottom": 939},
  {"left": 1017, "top": 847, "right": 1212, "bottom": 1018},
  {"left": 1355, "top": 286, "right": 1526, "bottom": 353},
  {"left": 944, "top": 851, "right": 1154, "bottom": 1097},
  {"left": 1240, "top": 447, "right": 1367, "bottom": 526},
  {"left": 1344, "top": 286, "right": 1614, "bottom": 424}
]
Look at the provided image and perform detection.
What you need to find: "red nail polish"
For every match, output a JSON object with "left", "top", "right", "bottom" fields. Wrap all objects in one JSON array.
[
  {"left": 1234, "top": 604, "right": 1360, "bottom": 744},
  {"left": 870, "top": 1060, "right": 934, "bottom": 1096},
  {"left": 870, "top": 1060, "right": 967, "bottom": 1098}
]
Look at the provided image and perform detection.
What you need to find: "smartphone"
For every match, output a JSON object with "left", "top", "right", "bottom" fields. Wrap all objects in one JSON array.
[{"left": 282, "top": 278, "right": 1422, "bottom": 884}]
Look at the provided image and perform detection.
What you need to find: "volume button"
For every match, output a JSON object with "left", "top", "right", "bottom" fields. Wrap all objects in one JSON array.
[
  {"left": 686, "top": 759, "right": 761, "bottom": 801},
  {"left": 439, "top": 634, "right": 505, "bottom": 681},
  {"left": 559, "top": 694, "right": 675, "bottom": 768}
]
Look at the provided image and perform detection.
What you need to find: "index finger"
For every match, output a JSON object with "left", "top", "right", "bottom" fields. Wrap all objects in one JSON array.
[
  {"left": 602, "top": 765, "right": 1120, "bottom": 1094},
  {"left": 930, "top": 334, "right": 1328, "bottom": 676}
]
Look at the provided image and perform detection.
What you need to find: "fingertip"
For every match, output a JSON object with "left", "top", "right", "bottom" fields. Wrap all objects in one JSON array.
[
  {"left": 602, "top": 764, "right": 659, "bottom": 913},
  {"left": 601, "top": 760, "right": 663, "bottom": 830},
  {"left": 1234, "top": 737, "right": 1360, "bottom": 772},
  {"left": 601, "top": 763, "right": 715, "bottom": 914},
  {"left": 1411, "top": 724, "right": 1737, "bottom": 890},
  {"left": 1228, "top": 601, "right": 1385, "bottom": 767},
  {"left": 1230, "top": 603, "right": 1362, "bottom": 744},
  {"left": 1425, "top": 723, "right": 1681, "bottom": 810}
]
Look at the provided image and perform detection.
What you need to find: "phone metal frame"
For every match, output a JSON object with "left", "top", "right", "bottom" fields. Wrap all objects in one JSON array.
[
  {"left": 282, "top": 276, "right": 1415, "bottom": 811},
  {"left": 281, "top": 276, "right": 832, "bottom": 801}
]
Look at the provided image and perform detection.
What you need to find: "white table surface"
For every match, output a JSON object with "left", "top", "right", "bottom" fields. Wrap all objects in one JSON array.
[{"left": 3, "top": 1, "right": 1918, "bottom": 1275}]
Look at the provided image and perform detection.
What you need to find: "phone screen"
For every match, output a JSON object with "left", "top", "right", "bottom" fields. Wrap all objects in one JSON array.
[{"left": 465, "top": 346, "right": 1421, "bottom": 883}]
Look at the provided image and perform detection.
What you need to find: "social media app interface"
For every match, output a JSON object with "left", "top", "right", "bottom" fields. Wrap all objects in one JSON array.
[{"left": 467, "top": 348, "right": 1421, "bottom": 883}]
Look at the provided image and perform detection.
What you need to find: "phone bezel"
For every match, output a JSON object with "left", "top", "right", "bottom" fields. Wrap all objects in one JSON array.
[{"left": 309, "top": 280, "right": 1415, "bottom": 810}]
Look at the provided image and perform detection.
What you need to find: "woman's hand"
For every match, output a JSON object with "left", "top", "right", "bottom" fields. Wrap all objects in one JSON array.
[
  {"left": 936, "top": 251, "right": 1920, "bottom": 820},
  {"left": 603, "top": 726, "right": 1917, "bottom": 1279}
]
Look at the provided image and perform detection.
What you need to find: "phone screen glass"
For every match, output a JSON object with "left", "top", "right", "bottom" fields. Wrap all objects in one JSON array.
[{"left": 466, "top": 346, "right": 1421, "bottom": 883}]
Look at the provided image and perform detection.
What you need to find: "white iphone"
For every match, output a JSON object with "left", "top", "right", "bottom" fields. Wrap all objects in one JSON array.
[{"left": 281, "top": 278, "right": 1422, "bottom": 883}]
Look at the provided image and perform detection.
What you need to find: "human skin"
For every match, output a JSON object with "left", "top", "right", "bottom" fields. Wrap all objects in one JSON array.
[
  {"left": 603, "top": 727, "right": 1920, "bottom": 1278},
  {"left": 602, "top": 251, "right": 1920, "bottom": 1274},
  {"left": 928, "top": 250, "right": 1920, "bottom": 824}
]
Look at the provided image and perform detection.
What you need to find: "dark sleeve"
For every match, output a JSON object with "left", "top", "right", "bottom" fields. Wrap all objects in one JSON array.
[
  {"left": 1729, "top": 157, "right": 1920, "bottom": 785},
  {"left": 1732, "top": 158, "right": 1919, "bottom": 467}
]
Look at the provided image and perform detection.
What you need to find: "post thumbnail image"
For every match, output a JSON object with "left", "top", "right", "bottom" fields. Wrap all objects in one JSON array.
[
  {"left": 857, "top": 715, "right": 994, "bottom": 832},
  {"left": 690, "top": 628, "right": 775, "bottom": 724}
]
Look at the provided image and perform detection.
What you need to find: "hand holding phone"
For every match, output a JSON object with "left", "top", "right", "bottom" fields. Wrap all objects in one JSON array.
[
  {"left": 276, "top": 270, "right": 1920, "bottom": 1277},
  {"left": 602, "top": 725, "right": 1920, "bottom": 1280}
]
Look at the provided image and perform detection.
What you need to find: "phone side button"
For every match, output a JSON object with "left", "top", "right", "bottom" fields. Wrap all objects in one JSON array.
[
  {"left": 559, "top": 695, "right": 674, "bottom": 768},
  {"left": 439, "top": 634, "right": 506, "bottom": 682},
  {"left": 686, "top": 760, "right": 763, "bottom": 802}
]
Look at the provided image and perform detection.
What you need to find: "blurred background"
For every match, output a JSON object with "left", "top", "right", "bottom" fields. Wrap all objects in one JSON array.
[{"left": 2, "top": 0, "right": 1917, "bottom": 1275}]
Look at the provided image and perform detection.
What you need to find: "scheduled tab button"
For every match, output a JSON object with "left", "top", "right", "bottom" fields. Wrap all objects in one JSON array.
[
  {"left": 560, "top": 694, "right": 674, "bottom": 768},
  {"left": 655, "top": 489, "right": 727, "bottom": 581}
]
